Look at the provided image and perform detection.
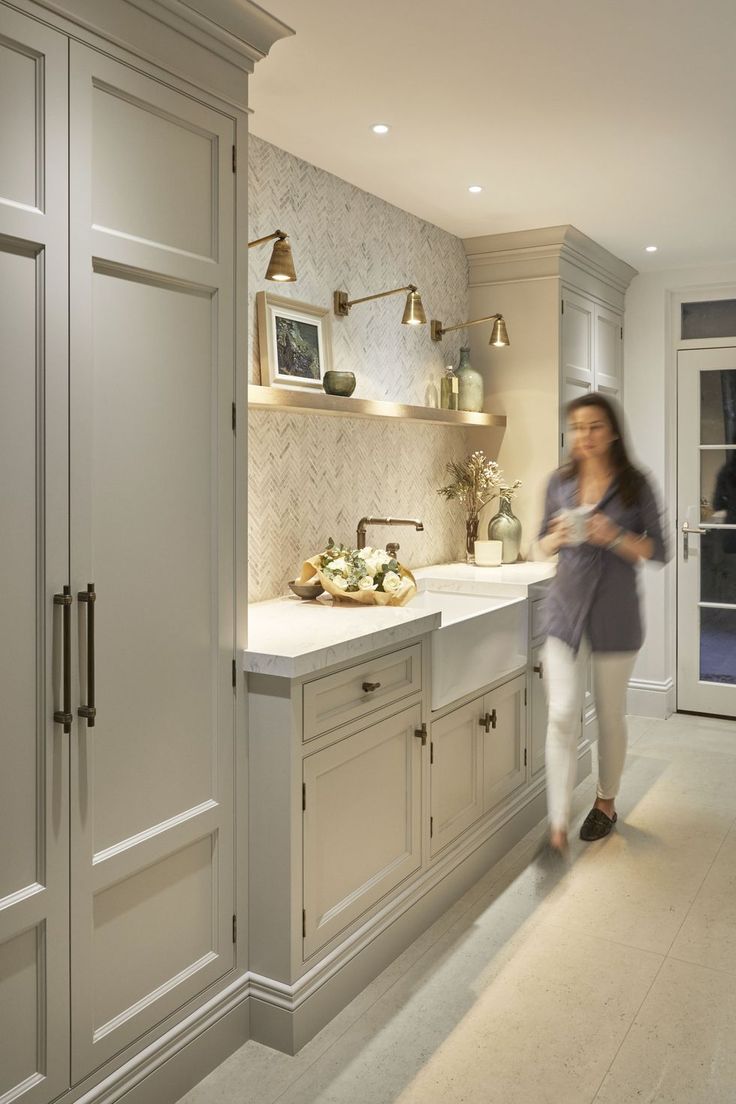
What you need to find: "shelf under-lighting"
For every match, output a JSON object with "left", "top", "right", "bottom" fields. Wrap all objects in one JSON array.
[{"left": 247, "top": 385, "right": 506, "bottom": 427}]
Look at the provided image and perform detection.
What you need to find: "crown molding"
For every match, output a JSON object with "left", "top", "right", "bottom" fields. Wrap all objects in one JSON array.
[
  {"left": 142, "top": 0, "right": 294, "bottom": 66},
  {"left": 464, "top": 225, "right": 638, "bottom": 299},
  {"left": 25, "top": 0, "right": 293, "bottom": 83}
]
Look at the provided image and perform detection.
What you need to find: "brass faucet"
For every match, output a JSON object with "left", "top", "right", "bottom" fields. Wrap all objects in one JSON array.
[{"left": 356, "top": 516, "right": 424, "bottom": 551}]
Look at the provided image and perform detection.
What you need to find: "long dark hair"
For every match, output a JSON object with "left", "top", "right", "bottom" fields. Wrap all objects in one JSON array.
[{"left": 562, "top": 392, "right": 645, "bottom": 507}]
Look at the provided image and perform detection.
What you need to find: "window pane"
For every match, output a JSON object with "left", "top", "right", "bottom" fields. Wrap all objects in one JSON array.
[
  {"left": 700, "top": 530, "right": 736, "bottom": 604},
  {"left": 700, "top": 607, "right": 736, "bottom": 685},
  {"left": 701, "top": 368, "right": 736, "bottom": 445},
  {"left": 700, "top": 449, "right": 736, "bottom": 520},
  {"left": 683, "top": 299, "right": 736, "bottom": 340}
]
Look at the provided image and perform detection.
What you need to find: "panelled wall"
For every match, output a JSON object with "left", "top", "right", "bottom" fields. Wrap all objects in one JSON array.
[{"left": 247, "top": 136, "right": 479, "bottom": 601}]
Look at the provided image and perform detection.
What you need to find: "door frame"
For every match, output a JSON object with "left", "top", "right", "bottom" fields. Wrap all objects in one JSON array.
[{"left": 668, "top": 284, "right": 736, "bottom": 717}]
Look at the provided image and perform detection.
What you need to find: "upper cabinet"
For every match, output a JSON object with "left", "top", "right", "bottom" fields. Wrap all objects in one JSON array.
[{"left": 462, "top": 225, "right": 636, "bottom": 551}]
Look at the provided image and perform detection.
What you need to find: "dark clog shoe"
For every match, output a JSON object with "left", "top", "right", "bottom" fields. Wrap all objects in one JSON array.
[{"left": 579, "top": 807, "right": 618, "bottom": 841}]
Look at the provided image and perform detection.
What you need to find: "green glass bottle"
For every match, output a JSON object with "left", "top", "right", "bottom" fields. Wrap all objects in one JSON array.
[{"left": 455, "top": 346, "right": 483, "bottom": 413}]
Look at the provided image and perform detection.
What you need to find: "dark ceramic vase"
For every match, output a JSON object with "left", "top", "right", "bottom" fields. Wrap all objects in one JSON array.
[{"left": 323, "top": 370, "right": 356, "bottom": 397}]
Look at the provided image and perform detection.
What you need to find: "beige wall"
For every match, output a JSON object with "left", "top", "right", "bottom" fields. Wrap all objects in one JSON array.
[
  {"left": 247, "top": 137, "right": 482, "bottom": 601},
  {"left": 624, "top": 261, "right": 736, "bottom": 712},
  {"left": 467, "top": 278, "right": 560, "bottom": 554}
]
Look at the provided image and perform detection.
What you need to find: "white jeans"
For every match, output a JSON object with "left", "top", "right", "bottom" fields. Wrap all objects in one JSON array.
[{"left": 544, "top": 635, "right": 637, "bottom": 832}]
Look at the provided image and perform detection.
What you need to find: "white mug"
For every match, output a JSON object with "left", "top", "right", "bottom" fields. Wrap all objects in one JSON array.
[
  {"left": 474, "top": 539, "right": 503, "bottom": 566},
  {"left": 559, "top": 506, "right": 592, "bottom": 546}
]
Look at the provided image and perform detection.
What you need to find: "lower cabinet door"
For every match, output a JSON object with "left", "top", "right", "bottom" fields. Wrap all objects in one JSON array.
[
  {"left": 483, "top": 675, "right": 527, "bottom": 812},
  {"left": 302, "top": 704, "right": 423, "bottom": 958},
  {"left": 530, "top": 645, "right": 547, "bottom": 778},
  {"left": 429, "top": 698, "right": 484, "bottom": 856}
]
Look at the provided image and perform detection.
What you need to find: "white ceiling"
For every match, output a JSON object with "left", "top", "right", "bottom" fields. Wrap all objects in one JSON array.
[{"left": 249, "top": 0, "right": 736, "bottom": 272}]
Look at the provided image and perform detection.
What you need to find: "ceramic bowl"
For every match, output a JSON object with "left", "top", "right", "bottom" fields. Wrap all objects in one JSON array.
[{"left": 288, "top": 579, "right": 325, "bottom": 600}]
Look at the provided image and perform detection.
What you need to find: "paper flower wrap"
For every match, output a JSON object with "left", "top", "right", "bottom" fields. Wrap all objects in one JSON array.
[{"left": 295, "top": 545, "right": 417, "bottom": 607}]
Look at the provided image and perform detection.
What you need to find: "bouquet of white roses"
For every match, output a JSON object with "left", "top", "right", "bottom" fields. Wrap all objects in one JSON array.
[{"left": 295, "top": 538, "right": 417, "bottom": 606}]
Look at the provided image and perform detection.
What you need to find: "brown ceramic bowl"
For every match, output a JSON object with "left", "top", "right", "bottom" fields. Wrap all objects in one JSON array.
[{"left": 288, "top": 579, "right": 325, "bottom": 600}]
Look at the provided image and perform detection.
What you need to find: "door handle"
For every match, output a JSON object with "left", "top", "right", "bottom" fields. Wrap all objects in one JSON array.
[
  {"left": 77, "top": 583, "right": 97, "bottom": 725},
  {"left": 53, "top": 586, "right": 73, "bottom": 733},
  {"left": 362, "top": 680, "right": 381, "bottom": 693},
  {"left": 414, "top": 722, "right": 427, "bottom": 745},
  {"left": 479, "top": 710, "right": 497, "bottom": 732},
  {"left": 682, "top": 521, "right": 706, "bottom": 561},
  {"left": 533, "top": 662, "right": 544, "bottom": 679}
]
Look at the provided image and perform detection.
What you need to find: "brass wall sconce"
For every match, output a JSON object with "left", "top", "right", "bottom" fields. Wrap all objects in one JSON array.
[
  {"left": 430, "top": 313, "right": 510, "bottom": 346},
  {"left": 248, "top": 230, "right": 297, "bottom": 282},
  {"left": 333, "top": 284, "right": 427, "bottom": 326}
]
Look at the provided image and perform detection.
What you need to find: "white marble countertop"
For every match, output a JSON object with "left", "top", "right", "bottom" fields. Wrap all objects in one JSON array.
[
  {"left": 244, "top": 595, "right": 441, "bottom": 678},
  {"left": 243, "top": 561, "right": 555, "bottom": 679}
]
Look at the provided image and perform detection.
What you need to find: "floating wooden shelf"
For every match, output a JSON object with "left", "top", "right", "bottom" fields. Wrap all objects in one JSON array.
[{"left": 247, "top": 385, "right": 506, "bottom": 427}]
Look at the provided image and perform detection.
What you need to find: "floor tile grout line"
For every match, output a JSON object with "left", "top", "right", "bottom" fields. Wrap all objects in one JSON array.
[
  {"left": 588, "top": 809, "right": 736, "bottom": 1103},
  {"left": 657, "top": 812, "right": 736, "bottom": 958},
  {"left": 588, "top": 948, "right": 670, "bottom": 1103}
]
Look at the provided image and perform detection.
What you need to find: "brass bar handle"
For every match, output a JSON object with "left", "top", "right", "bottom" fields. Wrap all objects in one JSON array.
[
  {"left": 479, "top": 712, "right": 491, "bottom": 732},
  {"left": 414, "top": 722, "right": 428, "bottom": 746},
  {"left": 53, "top": 586, "right": 73, "bottom": 733},
  {"left": 77, "top": 582, "right": 97, "bottom": 726},
  {"left": 533, "top": 662, "right": 544, "bottom": 679},
  {"left": 362, "top": 681, "right": 381, "bottom": 693}
]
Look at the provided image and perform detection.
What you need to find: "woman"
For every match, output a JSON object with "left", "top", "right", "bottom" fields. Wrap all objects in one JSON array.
[{"left": 537, "top": 393, "right": 668, "bottom": 853}]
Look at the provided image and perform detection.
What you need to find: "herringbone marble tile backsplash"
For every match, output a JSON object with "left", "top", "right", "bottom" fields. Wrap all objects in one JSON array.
[{"left": 247, "top": 136, "right": 484, "bottom": 602}]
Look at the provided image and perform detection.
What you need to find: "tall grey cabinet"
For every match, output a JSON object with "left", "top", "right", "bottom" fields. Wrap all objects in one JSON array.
[
  {"left": 463, "top": 225, "right": 638, "bottom": 754},
  {"left": 0, "top": 4, "right": 288, "bottom": 1104}
]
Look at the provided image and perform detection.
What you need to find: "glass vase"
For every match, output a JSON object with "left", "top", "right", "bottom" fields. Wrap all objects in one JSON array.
[
  {"left": 487, "top": 496, "right": 522, "bottom": 563},
  {"left": 456, "top": 346, "right": 484, "bottom": 413},
  {"left": 465, "top": 515, "right": 479, "bottom": 564}
]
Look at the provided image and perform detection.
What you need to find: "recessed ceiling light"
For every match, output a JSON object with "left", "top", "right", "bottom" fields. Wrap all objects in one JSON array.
[
  {"left": 645, "top": 245, "right": 658, "bottom": 252},
  {"left": 371, "top": 123, "right": 390, "bottom": 135},
  {"left": 468, "top": 185, "right": 483, "bottom": 193}
]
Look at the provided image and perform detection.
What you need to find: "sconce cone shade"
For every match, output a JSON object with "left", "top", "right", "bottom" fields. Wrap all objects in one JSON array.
[
  {"left": 402, "top": 290, "right": 427, "bottom": 325},
  {"left": 265, "top": 237, "right": 297, "bottom": 282},
  {"left": 490, "top": 316, "right": 510, "bottom": 346}
]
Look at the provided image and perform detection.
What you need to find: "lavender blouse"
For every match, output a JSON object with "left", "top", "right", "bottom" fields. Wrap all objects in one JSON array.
[{"left": 538, "top": 470, "right": 669, "bottom": 654}]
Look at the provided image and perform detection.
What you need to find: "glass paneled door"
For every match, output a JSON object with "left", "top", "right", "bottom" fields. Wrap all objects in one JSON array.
[{"left": 678, "top": 349, "right": 736, "bottom": 715}]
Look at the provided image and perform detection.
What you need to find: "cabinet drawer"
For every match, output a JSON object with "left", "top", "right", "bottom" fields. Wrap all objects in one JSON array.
[
  {"left": 303, "top": 643, "right": 422, "bottom": 741},
  {"left": 531, "top": 598, "right": 546, "bottom": 640}
]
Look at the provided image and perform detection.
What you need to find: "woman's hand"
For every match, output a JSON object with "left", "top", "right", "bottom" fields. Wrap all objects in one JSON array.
[
  {"left": 540, "top": 514, "right": 573, "bottom": 556},
  {"left": 586, "top": 511, "right": 621, "bottom": 547}
]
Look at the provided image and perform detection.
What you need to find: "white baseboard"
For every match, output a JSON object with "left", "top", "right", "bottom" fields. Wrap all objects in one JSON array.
[
  {"left": 76, "top": 981, "right": 250, "bottom": 1104},
  {"left": 627, "top": 677, "right": 675, "bottom": 719}
]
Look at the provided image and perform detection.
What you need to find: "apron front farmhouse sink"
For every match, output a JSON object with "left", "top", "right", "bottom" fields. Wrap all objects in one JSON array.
[{"left": 412, "top": 587, "right": 528, "bottom": 710}]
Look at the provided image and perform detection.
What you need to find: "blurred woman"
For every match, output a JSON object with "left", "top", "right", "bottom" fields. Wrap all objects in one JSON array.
[{"left": 537, "top": 393, "right": 668, "bottom": 853}]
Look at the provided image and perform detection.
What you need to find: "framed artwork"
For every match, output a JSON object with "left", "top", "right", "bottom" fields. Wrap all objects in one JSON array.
[{"left": 256, "top": 291, "right": 333, "bottom": 389}]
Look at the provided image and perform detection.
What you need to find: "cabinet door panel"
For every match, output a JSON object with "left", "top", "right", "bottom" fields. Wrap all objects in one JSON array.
[
  {"left": 560, "top": 289, "right": 593, "bottom": 457},
  {"left": 483, "top": 675, "right": 527, "bottom": 812},
  {"left": 303, "top": 705, "right": 423, "bottom": 957},
  {"left": 0, "top": 9, "right": 69, "bottom": 1104},
  {"left": 430, "top": 699, "right": 484, "bottom": 856},
  {"left": 594, "top": 303, "right": 623, "bottom": 402},
  {"left": 530, "top": 647, "right": 547, "bottom": 779},
  {"left": 69, "top": 43, "right": 235, "bottom": 1080}
]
